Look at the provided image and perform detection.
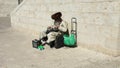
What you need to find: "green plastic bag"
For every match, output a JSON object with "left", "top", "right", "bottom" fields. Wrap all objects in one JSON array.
[
  {"left": 63, "top": 34, "right": 76, "bottom": 46},
  {"left": 38, "top": 45, "right": 44, "bottom": 50}
]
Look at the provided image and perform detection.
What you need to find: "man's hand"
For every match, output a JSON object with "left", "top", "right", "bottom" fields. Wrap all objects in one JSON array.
[
  {"left": 47, "top": 26, "right": 52, "bottom": 29},
  {"left": 53, "top": 25, "right": 59, "bottom": 29},
  {"left": 47, "top": 25, "right": 59, "bottom": 30}
]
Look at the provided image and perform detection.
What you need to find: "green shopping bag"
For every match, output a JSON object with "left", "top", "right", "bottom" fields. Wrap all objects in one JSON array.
[{"left": 63, "top": 34, "right": 76, "bottom": 46}]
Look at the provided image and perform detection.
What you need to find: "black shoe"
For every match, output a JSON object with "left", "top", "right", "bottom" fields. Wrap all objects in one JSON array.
[
  {"left": 48, "top": 41, "right": 55, "bottom": 48},
  {"left": 41, "top": 36, "right": 48, "bottom": 41}
]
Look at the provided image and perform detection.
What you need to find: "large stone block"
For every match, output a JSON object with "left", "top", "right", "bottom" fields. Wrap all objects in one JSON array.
[{"left": 11, "top": 0, "right": 120, "bottom": 56}]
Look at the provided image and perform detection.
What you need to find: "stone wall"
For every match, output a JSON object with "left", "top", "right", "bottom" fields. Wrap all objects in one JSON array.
[
  {"left": 0, "top": 0, "right": 18, "bottom": 17},
  {"left": 11, "top": 0, "right": 120, "bottom": 56}
]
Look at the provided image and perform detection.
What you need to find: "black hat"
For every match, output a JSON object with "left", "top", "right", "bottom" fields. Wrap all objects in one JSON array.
[{"left": 51, "top": 12, "right": 62, "bottom": 20}]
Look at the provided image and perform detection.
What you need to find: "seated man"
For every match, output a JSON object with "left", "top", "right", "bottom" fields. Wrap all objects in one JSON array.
[{"left": 40, "top": 12, "right": 69, "bottom": 48}]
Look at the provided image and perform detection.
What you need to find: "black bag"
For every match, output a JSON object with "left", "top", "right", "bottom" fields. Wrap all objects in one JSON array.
[
  {"left": 32, "top": 39, "right": 41, "bottom": 48},
  {"left": 54, "top": 34, "right": 64, "bottom": 49}
]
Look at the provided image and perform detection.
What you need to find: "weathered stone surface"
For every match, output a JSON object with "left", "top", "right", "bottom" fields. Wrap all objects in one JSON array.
[
  {"left": 11, "top": 0, "right": 120, "bottom": 56},
  {"left": 0, "top": 0, "right": 18, "bottom": 17}
]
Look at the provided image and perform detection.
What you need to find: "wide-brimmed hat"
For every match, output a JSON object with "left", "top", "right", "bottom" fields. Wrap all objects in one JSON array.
[{"left": 51, "top": 12, "right": 62, "bottom": 20}]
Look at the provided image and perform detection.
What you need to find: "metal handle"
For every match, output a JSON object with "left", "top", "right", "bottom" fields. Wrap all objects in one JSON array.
[{"left": 71, "top": 17, "right": 77, "bottom": 34}]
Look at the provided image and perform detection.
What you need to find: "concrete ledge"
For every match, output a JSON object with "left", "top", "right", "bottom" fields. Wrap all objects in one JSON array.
[{"left": 10, "top": 0, "right": 120, "bottom": 57}]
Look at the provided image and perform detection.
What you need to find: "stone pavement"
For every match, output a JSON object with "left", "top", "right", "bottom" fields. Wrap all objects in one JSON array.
[{"left": 0, "top": 17, "right": 120, "bottom": 68}]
